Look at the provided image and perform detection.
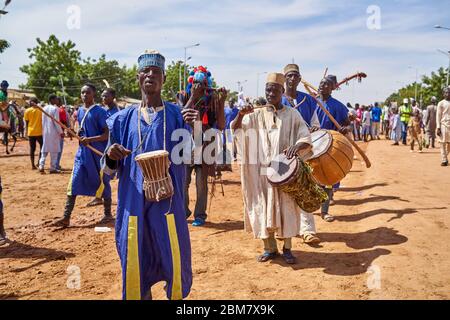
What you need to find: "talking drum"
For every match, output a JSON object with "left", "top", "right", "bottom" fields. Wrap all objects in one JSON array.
[
  {"left": 267, "top": 153, "right": 328, "bottom": 213},
  {"left": 306, "top": 129, "right": 354, "bottom": 186},
  {"left": 135, "top": 150, "right": 174, "bottom": 202}
]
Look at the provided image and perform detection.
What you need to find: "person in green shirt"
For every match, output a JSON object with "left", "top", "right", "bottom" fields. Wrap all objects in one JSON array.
[{"left": 399, "top": 98, "right": 413, "bottom": 145}]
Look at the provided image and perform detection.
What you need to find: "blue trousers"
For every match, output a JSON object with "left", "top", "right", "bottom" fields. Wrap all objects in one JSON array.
[{"left": 401, "top": 121, "right": 409, "bottom": 144}]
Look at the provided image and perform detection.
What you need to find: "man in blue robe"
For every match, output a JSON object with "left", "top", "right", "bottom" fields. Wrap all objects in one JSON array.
[
  {"left": 85, "top": 87, "right": 121, "bottom": 208},
  {"left": 314, "top": 76, "right": 350, "bottom": 223},
  {"left": 103, "top": 50, "right": 192, "bottom": 300},
  {"left": 53, "top": 83, "right": 112, "bottom": 227},
  {"left": 222, "top": 98, "right": 239, "bottom": 165},
  {"left": 281, "top": 64, "right": 319, "bottom": 127}
]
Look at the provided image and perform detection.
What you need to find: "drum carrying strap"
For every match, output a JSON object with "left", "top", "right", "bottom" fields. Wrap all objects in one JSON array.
[
  {"left": 137, "top": 100, "right": 167, "bottom": 153},
  {"left": 80, "top": 104, "right": 95, "bottom": 130}
]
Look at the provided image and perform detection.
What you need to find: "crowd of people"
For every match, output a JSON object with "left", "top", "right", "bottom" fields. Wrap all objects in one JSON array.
[
  {"left": 0, "top": 49, "right": 449, "bottom": 300},
  {"left": 345, "top": 95, "right": 448, "bottom": 164}
]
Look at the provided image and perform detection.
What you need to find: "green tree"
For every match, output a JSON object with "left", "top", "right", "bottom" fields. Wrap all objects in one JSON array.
[
  {"left": 162, "top": 60, "right": 191, "bottom": 102},
  {"left": 20, "top": 35, "right": 142, "bottom": 104},
  {"left": 421, "top": 67, "right": 448, "bottom": 103},
  {"left": 20, "top": 35, "right": 82, "bottom": 104},
  {"left": 385, "top": 67, "right": 448, "bottom": 107},
  {"left": 0, "top": 39, "right": 9, "bottom": 54},
  {"left": 121, "top": 64, "right": 140, "bottom": 99}
]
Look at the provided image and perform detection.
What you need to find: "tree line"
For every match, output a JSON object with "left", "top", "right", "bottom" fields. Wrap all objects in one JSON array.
[
  {"left": 18, "top": 35, "right": 213, "bottom": 105},
  {"left": 385, "top": 67, "right": 448, "bottom": 107}
]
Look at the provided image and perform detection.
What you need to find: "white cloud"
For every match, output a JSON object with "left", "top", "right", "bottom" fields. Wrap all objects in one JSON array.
[{"left": 1, "top": 0, "right": 449, "bottom": 105}]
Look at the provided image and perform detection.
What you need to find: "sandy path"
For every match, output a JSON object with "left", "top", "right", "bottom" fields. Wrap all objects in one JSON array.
[{"left": 0, "top": 137, "right": 449, "bottom": 300}]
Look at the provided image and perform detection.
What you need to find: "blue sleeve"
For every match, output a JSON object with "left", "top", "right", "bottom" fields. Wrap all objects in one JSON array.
[
  {"left": 335, "top": 100, "right": 349, "bottom": 125},
  {"left": 102, "top": 109, "right": 129, "bottom": 176},
  {"left": 96, "top": 106, "right": 108, "bottom": 132}
]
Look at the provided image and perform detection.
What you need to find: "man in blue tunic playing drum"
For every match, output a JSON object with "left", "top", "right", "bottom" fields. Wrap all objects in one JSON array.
[{"left": 103, "top": 50, "right": 192, "bottom": 300}]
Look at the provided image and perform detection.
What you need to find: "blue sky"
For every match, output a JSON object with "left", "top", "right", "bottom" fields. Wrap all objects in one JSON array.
[{"left": 1, "top": 0, "right": 449, "bottom": 104}]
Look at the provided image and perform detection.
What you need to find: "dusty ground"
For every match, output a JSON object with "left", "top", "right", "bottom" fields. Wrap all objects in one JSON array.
[{"left": 0, "top": 136, "right": 449, "bottom": 300}]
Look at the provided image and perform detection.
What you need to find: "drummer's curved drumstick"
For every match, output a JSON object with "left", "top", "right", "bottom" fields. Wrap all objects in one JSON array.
[
  {"left": 35, "top": 105, "right": 104, "bottom": 157},
  {"left": 303, "top": 83, "right": 372, "bottom": 169}
]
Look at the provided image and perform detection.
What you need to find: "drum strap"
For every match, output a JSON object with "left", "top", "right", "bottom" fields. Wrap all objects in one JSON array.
[
  {"left": 137, "top": 100, "right": 166, "bottom": 153},
  {"left": 80, "top": 104, "right": 95, "bottom": 130}
]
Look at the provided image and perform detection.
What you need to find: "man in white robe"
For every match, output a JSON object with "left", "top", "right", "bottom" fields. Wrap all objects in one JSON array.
[
  {"left": 231, "top": 73, "right": 313, "bottom": 264},
  {"left": 437, "top": 86, "right": 450, "bottom": 166},
  {"left": 39, "top": 94, "right": 63, "bottom": 173}
]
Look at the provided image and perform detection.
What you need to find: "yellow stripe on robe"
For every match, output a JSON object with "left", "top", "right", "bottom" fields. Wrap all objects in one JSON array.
[
  {"left": 95, "top": 170, "right": 105, "bottom": 198},
  {"left": 126, "top": 216, "right": 141, "bottom": 300},
  {"left": 166, "top": 213, "right": 182, "bottom": 300},
  {"left": 66, "top": 168, "right": 75, "bottom": 196}
]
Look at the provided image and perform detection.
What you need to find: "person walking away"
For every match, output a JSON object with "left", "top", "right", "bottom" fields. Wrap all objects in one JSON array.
[
  {"left": 425, "top": 97, "right": 438, "bottom": 149},
  {"left": 409, "top": 109, "right": 423, "bottom": 153},
  {"left": 371, "top": 102, "right": 382, "bottom": 140},
  {"left": 24, "top": 98, "right": 43, "bottom": 170},
  {"left": 437, "top": 87, "right": 450, "bottom": 166},
  {"left": 399, "top": 98, "right": 413, "bottom": 145},
  {"left": 39, "top": 94, "right": 63, "bottom": 174}
]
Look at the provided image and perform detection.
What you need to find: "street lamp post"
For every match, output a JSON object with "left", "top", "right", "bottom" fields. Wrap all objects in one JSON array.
[
  {"left": 435, "top": 25, "right": 450, "bottom": 31},
  {"left": 179, "top": 57, "right": 191, "bottom": 92},
  {"left": 437, "top": 49, "right": 450, "bottom": 87},
  {"left": 184, "top": 43, "right": 200, "bottom": 90},
  {"left": 256, "top": 72, "right": 267, "bottom": 98},
  {"left": 237, "top": 80, "right": 247, "bottom": 92}
]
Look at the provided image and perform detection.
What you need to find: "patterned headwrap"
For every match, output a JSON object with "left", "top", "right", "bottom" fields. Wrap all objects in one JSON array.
[
  {"left": 137, "top": 49, "right": 165, "bottom": 72},
  {"left": 186, "top": 66, "right": 213, "bottom": 95}
]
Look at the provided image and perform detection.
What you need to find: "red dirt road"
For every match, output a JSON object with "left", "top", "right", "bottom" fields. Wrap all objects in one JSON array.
[{"left": 0, "top": 138, "right": 449, "bottom": 299}]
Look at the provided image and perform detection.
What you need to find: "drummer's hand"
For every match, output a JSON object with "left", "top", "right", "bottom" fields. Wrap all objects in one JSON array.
[
  {"left": 239, "top": 103, "right": 254, "bottom": 116},
  {"left": 437, "top": 128, "right": 442, "bottom": 137},
  {"left": 285, "top": 143, "right": 307, "bottom": 160},
  {"left": 182, "top": 108, "right": 200, "bottom": 125},
  {"left": 79, "top": 137, "right": 91, "bottom": 146},
  {"left": 191, "top": 83, "right": 205, "bottom": 100},
  {"left": 107, "top": 143, "right": 131, "bottom": 161},
  {"left": 218, "top": 87, "right": 228, "bottom": 102},
  {"left": 339, "top": 127, "right": 349, "bottom": 135},
  {"left": 310, "top": 126, "right": 320, "bottom": 133}
]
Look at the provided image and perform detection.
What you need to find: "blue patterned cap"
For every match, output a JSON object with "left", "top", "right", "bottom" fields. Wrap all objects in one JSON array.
[{"left": 138, "top": 49, "right": 165, "bottom": 72}]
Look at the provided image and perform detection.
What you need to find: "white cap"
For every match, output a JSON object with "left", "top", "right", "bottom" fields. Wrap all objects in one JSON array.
[{"left": 403, "top": 98, "right": 409, "bottom": 104}]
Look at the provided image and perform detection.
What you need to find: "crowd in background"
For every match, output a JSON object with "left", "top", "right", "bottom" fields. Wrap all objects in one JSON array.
[{"left": 346, "top": 97, "right": 439, "bottom": 152}]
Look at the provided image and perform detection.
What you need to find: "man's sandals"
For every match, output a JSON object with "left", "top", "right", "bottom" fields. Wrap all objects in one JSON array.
[
  {"left": 86, "top": 198, "right": 103, "bottom": 207},
  {"left": 0, "top": 234, "right": 8, "bottom": 246},
  {"left": 282, "top": 248, "right": 297, "bottom": 264},
  {"left": 321, "top": 213, "right": 335, "bottom": 222},
  {"left": 302, "top": 234, "right": 321, "bottom": 244},
  {"left": 258, "top": 249, "right": 297, "bottom": 264},
  {"left": 257, "top": 251, "right": 279, "bottom": 263},
  {"left": 51, "top": 217, "right": 70, "bottom": 228}
]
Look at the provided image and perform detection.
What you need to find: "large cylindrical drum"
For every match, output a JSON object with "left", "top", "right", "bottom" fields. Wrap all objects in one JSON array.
[{"left": 306, "top": 130, "right": 354, "bottom": 186}]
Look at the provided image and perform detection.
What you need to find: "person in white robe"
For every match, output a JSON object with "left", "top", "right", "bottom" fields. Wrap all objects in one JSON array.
[
  {"left": 437, "top": 86, "right": 450, "bottom": 166},
  {"left": 231, "top": 73, "right": 313, "bottom": 264},
  {"left": 39, "top": 94, "right": 63, "bottom": 173}
]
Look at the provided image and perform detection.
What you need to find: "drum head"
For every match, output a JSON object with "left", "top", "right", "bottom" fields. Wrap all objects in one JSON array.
[
  {"left": 266, "top": 153, "right": 298, "bottom": 186},
  {"left": 309, "top": 130, "right": 333, "bottom": 160},
  {"left": 135, "top": 150, "right": 169, "bottom": 161}
]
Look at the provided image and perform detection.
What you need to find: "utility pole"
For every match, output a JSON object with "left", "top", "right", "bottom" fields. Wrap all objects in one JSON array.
[{"left": 59, "top": 75, "right": 67, "bottom": 106}]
